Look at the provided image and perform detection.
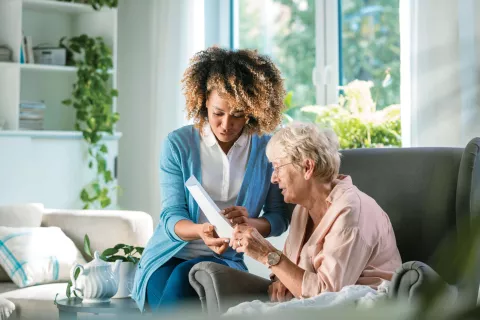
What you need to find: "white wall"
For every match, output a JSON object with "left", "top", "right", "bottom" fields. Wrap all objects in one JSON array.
[
  {"left": 117, "top": 0, "right": 204, "bottom": 224},
  {"left": 0, "top": 134, "right": 119, "bottom": 208}
]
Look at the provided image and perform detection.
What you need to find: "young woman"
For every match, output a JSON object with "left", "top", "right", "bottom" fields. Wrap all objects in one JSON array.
[{"left": 132, "top": 47, "right": 292, "bottom": 312}]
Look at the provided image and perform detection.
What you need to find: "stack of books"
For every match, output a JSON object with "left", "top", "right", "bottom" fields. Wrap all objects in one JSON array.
[
  {"left": 19, "top": 101, "right": 45, "bottom": 130},
  {"left": 0, "top": 45, "right": 12, "bottom": 62}
]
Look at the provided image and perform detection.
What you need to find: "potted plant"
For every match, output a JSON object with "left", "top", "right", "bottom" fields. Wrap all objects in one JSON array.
[{"left": 66, "top": 234, "right": 143, "bottom": 299}]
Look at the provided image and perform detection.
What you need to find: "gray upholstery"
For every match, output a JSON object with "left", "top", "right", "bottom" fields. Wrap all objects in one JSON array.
[
  {"left": 189, "top": 138, "right": 480, "bottom": 314},
  {"left": 189, "top": 262, "right": 270, "bottom": 315}
]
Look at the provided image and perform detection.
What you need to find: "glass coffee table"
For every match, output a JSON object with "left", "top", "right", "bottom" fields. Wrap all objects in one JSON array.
[{"left": 56, "top": 297, "right": 140, "bottom": 319}]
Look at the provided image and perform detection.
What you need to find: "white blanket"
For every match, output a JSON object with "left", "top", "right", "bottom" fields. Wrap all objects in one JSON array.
[{"left": 224, "top": 281, "right": 390, "bottom": 316}]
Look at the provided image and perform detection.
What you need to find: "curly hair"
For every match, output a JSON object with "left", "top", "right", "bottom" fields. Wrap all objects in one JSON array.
[{"left": 181, "top": 47, "right": 286, "bottom": 135}]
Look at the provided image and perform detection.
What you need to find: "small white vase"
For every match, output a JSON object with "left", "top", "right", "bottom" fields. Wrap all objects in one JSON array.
[{"left": 112, "top": 262, "right": 136, "bottom": 299}]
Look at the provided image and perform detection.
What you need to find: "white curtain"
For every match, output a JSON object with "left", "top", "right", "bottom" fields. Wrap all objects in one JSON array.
[
  {"left": 117, "top": 0, "right": 204, "bottom": 224},
  {"left": 401, "top": 0, "right": 480, "bottom": 147}
]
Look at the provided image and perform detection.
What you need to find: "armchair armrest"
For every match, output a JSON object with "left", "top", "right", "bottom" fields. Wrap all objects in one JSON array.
[
  {"left": 189, "top": 262, "right": 271, "bottom": 315},
  {"left": 389, "top": 261, "right": 457, "bottom": 303}
]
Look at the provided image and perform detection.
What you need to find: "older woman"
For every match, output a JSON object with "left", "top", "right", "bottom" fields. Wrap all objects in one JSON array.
[
  {"left": 231, "top": 123, "right": 402, "bottom": 302},
  {"left": 132, "top": 47, "right": 291, "bottom": 312}
]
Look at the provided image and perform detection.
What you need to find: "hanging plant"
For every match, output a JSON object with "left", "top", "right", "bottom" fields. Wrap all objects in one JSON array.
[
  {"left": 61, "top": 35, "right": 119, "bottom": 209},
  {"left": 57, "top": 0, "right": 118, "bottom": 11}
]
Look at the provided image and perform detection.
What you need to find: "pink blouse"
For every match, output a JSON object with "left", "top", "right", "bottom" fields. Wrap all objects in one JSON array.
[{"left": 282, "top": 175, "right": 402, "bottom": 298}]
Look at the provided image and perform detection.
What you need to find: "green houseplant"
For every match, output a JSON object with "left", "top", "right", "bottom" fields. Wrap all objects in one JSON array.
[
  {"left": 66, "top": 234, "right": 143, "bottom": 299},
  {"left": 61, "top": 34, "right": 119, "bottom": 209}
]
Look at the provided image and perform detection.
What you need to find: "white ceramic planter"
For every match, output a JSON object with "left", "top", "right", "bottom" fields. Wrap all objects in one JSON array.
[{"left": 112, "top": 262, "right": 136, "bottom": 299}]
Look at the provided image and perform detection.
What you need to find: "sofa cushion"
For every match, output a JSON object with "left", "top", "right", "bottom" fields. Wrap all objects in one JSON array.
[
  {"left": 0, "top": 297, "right": 15, "bottom": 320},
  {"left": 0, "top": 227, "right": 86, "bottom": 287},
  {"left": 0, "top": 283, "right": 17, "bottom": 295},
  {"left": 0, "top": 203, "right": 44, "bottom": 228},
  {"left": 0, "top": 283, "right": 66, "bottom": 320}
]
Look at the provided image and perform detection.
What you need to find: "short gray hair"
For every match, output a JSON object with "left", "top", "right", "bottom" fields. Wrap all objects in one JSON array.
[{"left": 266, "top": 123, "right": 341, "bottom": 182}]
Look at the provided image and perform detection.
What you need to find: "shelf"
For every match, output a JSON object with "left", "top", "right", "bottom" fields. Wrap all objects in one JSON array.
[
  {"left": 20, "top": 63, "right": 77, "bottom": 72},
  {"left": 19, "top": 63, "right": 114, "bottom": 74},
  {"left": 22, "top": 0, "right": 115, "bottom": 14},
  {"left": 0, "top": 130, "right": 122, "bottom": 140}
]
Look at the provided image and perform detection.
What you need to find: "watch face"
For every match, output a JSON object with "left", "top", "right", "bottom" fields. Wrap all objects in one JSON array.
[{"left": 268, "top": 252, "right": 281, "bottom": 266}]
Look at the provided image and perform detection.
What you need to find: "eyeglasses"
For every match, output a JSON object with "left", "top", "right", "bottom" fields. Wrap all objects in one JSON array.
[{"left": 272, "top": 162, "right": 292, "bottom": 177}]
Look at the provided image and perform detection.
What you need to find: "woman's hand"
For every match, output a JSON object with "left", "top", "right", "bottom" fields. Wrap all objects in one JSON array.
[
  {"left": 230, "top": 224, "right": 277, "bottom": 264},
  {"left": 222, "top": 206, "right": 250, "bottom": 226},
  {"left": 268, "top": 280, "right": 294, "bottom": 302},
  {"left": 198, "top": 223, "right": 230, "bottom": 255}
]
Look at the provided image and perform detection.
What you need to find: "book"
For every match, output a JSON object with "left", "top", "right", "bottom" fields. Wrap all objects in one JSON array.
[{"left": 185, "top": 175, "right": 233, "bottom": 238}]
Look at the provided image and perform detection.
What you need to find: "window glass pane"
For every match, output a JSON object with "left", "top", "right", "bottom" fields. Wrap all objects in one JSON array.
[
  {"left": 341, "top": 0, "right": 400, "bottom": 109},
  {"left": 238, "top": 0, "right": 316, "bottom": 109}
]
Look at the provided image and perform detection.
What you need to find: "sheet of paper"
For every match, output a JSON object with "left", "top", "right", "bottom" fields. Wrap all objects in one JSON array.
[{"left": 185, "top": 175, "right": 233, "bottom": 238}]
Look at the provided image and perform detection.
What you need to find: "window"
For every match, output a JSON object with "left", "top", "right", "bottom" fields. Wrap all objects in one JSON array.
[
  {"left": 236, "top": 0, "right": 316, "bottom": 108},
  {"left": 234, "top": 0, "right": 401, "bottom": 148}
]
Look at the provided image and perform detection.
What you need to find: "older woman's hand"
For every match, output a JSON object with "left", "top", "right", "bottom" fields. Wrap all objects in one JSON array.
[
  {"left": 222, "top": 206, "right": 250, "bottom": 226},
  {"left": 230, "top": 224, "right": 277, "bottom": 264},
  {"left": 268, "top": 280, "right": 294, "bottom": 302}
]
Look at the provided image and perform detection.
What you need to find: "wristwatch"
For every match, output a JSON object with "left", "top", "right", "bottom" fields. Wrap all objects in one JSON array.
[{"left": 266, "top": 250, "right": 283, "bottom": 268}]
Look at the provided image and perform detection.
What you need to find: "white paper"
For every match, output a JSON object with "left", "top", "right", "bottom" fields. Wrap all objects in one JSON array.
[{"left": 185, "top": 175, "right": 233, "bottom": 238}]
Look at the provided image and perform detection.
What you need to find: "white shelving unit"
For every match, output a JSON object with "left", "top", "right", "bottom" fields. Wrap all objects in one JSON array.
[
  {"left": 0, "top": 0, "right": 120, "bottom": 209},
  {"left": 0, "top": 0, "right": 118, "bottom": 133}
]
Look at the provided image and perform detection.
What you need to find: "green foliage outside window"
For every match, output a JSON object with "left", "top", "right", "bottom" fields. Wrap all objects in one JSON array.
[
  {"left": 341, "top": 0, "right": 400, "bottom": 109},
  {"left": 238, "top": 0, "right": 400, "bottom": 111},
  {"left": 283, "top": 80, "right": 401, "bottom": 149}
]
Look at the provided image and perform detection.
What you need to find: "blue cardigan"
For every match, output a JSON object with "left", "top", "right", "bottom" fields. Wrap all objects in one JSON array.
[{"left": 132, "top": 125, "right": 291, "bottom": 311}]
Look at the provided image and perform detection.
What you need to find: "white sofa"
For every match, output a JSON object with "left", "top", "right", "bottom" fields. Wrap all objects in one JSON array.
[{"left": 0, "top": 206, "right": 153, "bottom": 320}]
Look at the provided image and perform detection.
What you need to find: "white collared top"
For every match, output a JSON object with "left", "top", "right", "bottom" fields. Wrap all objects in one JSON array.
[{"left": 175, "top": 125, "right": 251, "bottom": 259}]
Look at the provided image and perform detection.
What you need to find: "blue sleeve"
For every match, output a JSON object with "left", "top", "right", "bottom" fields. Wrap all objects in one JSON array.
[
  {"left": 159, "top": 135, "right": 191, "bottom": 242},
  {"left": 261, "top": 180, "right": 293, "bottom": 237}
]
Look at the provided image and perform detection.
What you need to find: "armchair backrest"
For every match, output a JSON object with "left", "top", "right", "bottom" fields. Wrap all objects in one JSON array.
[{"left": 339, "top": 138, "right": 480, "bottom": 265}]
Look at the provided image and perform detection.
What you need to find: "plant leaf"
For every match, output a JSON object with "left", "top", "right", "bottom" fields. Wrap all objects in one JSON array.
[
  {"left": 104, "top": 170, "right": 113, "bottom": 183},
  {"left": 80, "top": 189, "right": 90, "bottom": 202},
  {"left": 66, "top": 282, "right": 72, "bottom": 298},
  {"left": 101, "top": 248, "right": 119, "bottom": 257},
  {"left": 114, "top": 243, "right": 126, "bottom": 250},
  {"left": 135, "top": 247, "right": 144, "bottom": 255},
  {"left": 74, "top": 267, "right": 81, "bottom": 279},
  {"left": 84, "top": 234, "right": 93, "bottom": 257},
  {"left": 100, "top": 197, "right": 111, "bottom": 208}
]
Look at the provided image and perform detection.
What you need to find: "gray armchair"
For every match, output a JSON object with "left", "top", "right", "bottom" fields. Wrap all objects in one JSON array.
[{"left": 189, "top": 138, "right": 480, "bottom": 315}]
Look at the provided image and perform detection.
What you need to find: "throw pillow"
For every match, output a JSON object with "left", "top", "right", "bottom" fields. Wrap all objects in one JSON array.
[
  {"left": 0, "top": 226, "right": 86, "bottom": 288},
  {"left": 0, "top": 203, "right": 44, "bottom": 227}
]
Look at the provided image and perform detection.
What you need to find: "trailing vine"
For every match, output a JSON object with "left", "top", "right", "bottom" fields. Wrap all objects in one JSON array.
[{"left": 61, "top": 35, "right": 119, "bottom": 209}]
